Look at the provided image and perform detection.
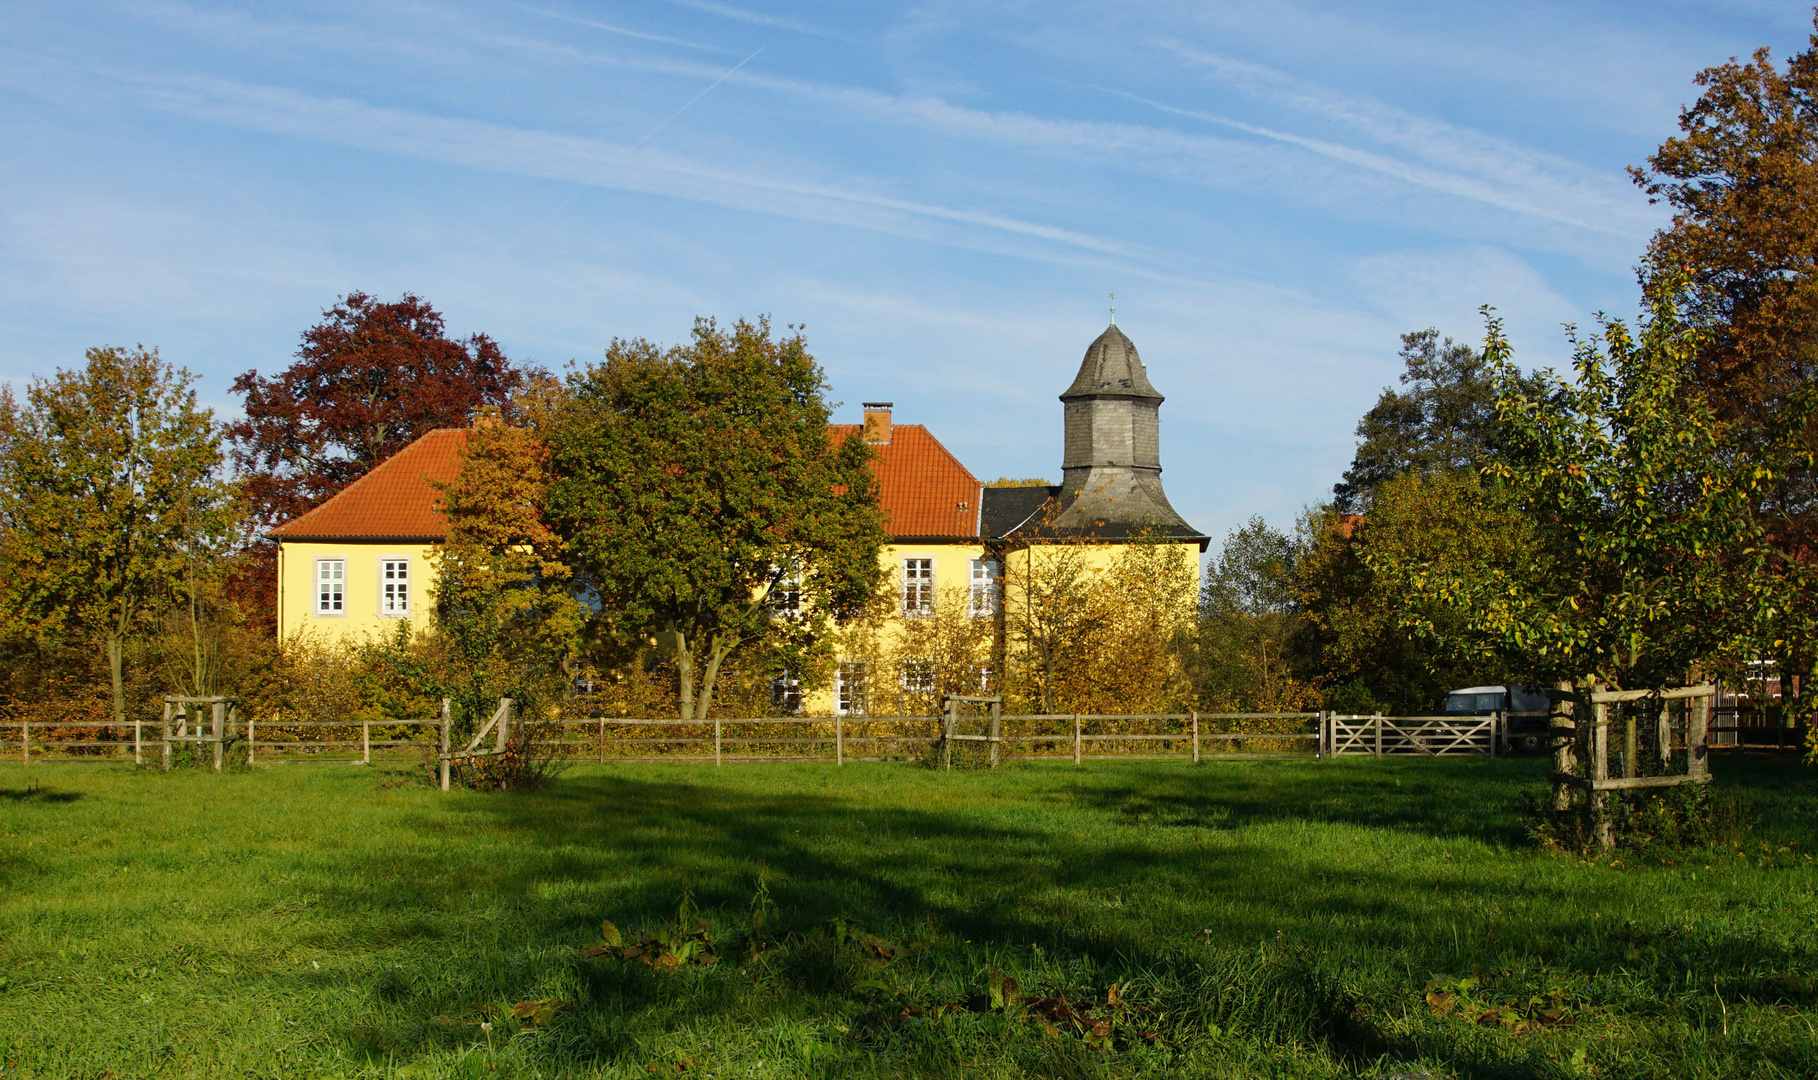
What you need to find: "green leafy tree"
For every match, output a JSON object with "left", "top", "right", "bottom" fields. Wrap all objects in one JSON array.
[
  {"left": 545, "top": 317, "right": 887, "bottom": 721},
  {"left": 1373, "top": 302, "right": 1780, "bottom": 696},
  {"left": 0, "top": 347, "right": 239, "bottom": 729},
  {"left": 1190, "top": 517, "right": 1321, "bottom": 713},
  {"left": 1333, "top": 329, "right": 1530, "bottom": 511},
  {"left": 1303, "top": 472, "right": 1524, "bottom": 713}
]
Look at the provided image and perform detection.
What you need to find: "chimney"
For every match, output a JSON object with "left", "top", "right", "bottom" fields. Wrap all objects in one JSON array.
[{"left": 862, "top": 402, "right": 893, "bottom": 444}]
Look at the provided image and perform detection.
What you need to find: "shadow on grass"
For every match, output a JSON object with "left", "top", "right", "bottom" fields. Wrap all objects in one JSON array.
[
  {"left": 0, "top": 784, "right": 82, "bottom": 803},
  {"left": 303, "top": 760, "right": 1818, "bottom": 1077},
  {"left": 1032, "top": 756, "right": 1547, "bottom": 848}
]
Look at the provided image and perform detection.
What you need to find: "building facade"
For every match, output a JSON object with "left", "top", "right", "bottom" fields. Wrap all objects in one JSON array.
[{"left": 269, "top": 321, "right": 1208, "bottom": 710}]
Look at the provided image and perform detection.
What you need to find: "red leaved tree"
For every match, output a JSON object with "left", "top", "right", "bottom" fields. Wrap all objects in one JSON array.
[{"left": 227, "top": 292, "right": 531, "bottom": 622}]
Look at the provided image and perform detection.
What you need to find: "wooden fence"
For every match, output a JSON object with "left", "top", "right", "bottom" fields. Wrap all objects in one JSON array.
[
  {"left": 1325, "top": 713, "right": 1499, "bottom": 757},
  {"left": 0, "top": 710, "right": 1325, "bottom": 766}
]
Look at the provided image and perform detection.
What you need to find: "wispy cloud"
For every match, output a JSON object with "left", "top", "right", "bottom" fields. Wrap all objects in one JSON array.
[
  {"left": 514, "top": 4, "right": 737, "bottom": 53},
  {"left": 1153, "top": 44, "right": 1659, "bottom": 239},
  {"left": 133, "top": 75, "right": 1177, "bottom": 271},
  {"left": 654, "top": 0, "right": 843, "bottom": 39}
]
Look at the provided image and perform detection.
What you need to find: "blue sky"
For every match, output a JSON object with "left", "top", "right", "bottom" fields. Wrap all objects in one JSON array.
[{"left": 1, "top": 2, "right": 1811, "bottom": 545}]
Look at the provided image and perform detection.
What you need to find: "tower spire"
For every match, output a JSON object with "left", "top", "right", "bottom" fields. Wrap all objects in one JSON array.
[{"left": 1108, "top": 292, "right": 1115, "bottom": 326}]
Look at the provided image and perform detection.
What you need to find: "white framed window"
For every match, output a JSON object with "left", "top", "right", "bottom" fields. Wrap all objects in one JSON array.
[
  {"left": 976, "top": 664, "right": 994, "bottom": 693},
  {"left": 836, "top": 661, "right": 868, "bottom": 716},
  {"left": 315, "top": 560, "right": 345, "bottom": 615},
  {"left": 902, "top": 557, "right": 934, "bottom": 617},
  {"left": 768, "top": 566, "right": 802, "bottom": 618},
  {"left": 900, "top": 658, "right": 936, "bottom": 696},
  {"left": 969, "top": 559, "right": 1000, "bottom": 617},
  {"left": 771, "top": 671, "right": 802, "bottom": 715},
  {"left": 380, "top": 559, "right": 410, "bottom": 615}
]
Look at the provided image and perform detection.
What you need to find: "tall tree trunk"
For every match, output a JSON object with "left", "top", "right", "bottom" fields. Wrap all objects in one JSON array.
[
  {"left": 1549, "top": 677, "right": 1577, "bottom": 811},
  {"left": 697, "top": 635, "right": 733, "bottom": 724},
  {"left": 106, "top": 629, "right": 127, "bottom": 730}
]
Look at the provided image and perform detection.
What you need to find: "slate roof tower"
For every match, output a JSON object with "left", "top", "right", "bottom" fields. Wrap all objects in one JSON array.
[{"left": 1048, "top": 321, "right": 1199, "bottom": 537}]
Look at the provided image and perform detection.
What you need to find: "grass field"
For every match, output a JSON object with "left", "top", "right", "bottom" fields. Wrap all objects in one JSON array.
[{"left": 0, "top": 754, "right": 1815, "bottom": 1079}]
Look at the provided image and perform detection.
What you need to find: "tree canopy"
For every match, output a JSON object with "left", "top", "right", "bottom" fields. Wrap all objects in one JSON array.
[
  {"left": 229, "top": 292, "right": 529, "bottom": 537},
  {"left": 1372, "top": 303, "right": 1780, "bottom": 694},
  {"left": 0, "top": 347, "right": 238, "bottom": 726},
  {"left": 544, "top": 317, "right": 887, "bottom": 720},
  {"left": 1333, "top": 329, "right": 1519, "bottom": 511}
]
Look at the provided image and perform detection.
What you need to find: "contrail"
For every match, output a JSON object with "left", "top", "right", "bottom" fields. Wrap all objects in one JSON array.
[
  {"left": 501, "top": 46, "right": 765, "bottom": 255},
  {"left": 631, "top": 45, "right": 763, "bottom": 149}
]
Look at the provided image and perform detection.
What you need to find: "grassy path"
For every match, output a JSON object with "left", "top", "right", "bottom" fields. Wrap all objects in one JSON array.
[{"left": 0, "top": 755, "right": 1813, "bottom": 1078}]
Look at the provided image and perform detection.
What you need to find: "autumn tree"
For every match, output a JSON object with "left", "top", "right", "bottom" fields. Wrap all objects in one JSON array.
[
  {"left": 1631, "top": 21, "right": 1818, "bottom": 701},
  {"left": 1003, "top": 535, "right": 1197, "bottom": 715},
  {"left": 1632, "top": 20, "right": 1818, "bottom": 433},
  {"left": 545, "top": 317, "right": 887, "bottom": 721},
  {"left": 1301, "top": 472, "right": 1527, "bottom": 712},
  {"left": 0, "top": 347, "right": 239, "bottom": 728},
  {"left": 228, "top": 293, "right": 529, "bottom": 618},
  {"left": 431, "top": 410, "right": 586, "bottom": 739}
]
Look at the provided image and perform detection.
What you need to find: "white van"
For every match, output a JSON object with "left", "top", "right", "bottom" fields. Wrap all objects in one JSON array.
[{"left": 1443, "top": 685, "right": 1551, "bottom": 754}]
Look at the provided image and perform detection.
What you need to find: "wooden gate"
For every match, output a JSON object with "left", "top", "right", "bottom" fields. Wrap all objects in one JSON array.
[{"left": 1326, "top": 713, "right": 1498, "bottom": 757}]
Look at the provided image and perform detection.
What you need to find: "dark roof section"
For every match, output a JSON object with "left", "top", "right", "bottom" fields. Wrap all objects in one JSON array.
[
  {"left": 980, "top": 486, "right": 1059, "bottom": 538},
  {"left": 980, "top": 484, "right": 1208, "bottom": 551},
  {"left": 1060, "top": 324, "right": 1162, "bottom": 403}
]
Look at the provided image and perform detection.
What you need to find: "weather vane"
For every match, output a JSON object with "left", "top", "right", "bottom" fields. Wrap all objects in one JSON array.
[{"left": 1109, "top": 292, "right": 1116, "bottom": 326}]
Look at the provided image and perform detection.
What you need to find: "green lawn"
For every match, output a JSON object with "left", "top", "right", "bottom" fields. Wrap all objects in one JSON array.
[{"left": 0, "top": 754, "right": 1814, "bottom": 1079}]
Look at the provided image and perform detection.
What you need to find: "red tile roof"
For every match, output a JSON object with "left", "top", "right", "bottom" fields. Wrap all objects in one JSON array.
[
  {"left": 271, "top": 422, "right": 984, "bottom": 542},
  {"left": 268, "top": 428, "right": 469, "bottom": 541},
  {"left": 831, "top": 423, "right": 982, "bottom": 539}
]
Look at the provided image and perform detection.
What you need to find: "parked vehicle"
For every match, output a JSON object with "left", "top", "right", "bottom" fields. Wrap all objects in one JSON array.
[{"left": 1443, "top": 684, "right": 1551, "bottom": 754}]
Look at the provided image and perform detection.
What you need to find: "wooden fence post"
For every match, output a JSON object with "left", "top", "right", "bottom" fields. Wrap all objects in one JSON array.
[
  {"left": 1688, "top": 692, "right": 1710, "bottom": 779},
  {"left": 988, "top": 700, "right": 1001, "bottom": 769},
  {"left": 836, "top": 715, "right": 844, "bottom": 766},
  {"left": 597, "top": 718, "right": 604, "bottom": 764},
  {"left": 942, "top": 700, "right": 954, "bottom": 771},
  {"left": 246, "top": 713, "right": 254, "bottom": 767},
  {"left": 714, "top": 717, "right": 722, "bottom": 767},
  {"left": 161, "top": 701, "right": 172, "bottom": 773},
  {"left": 134, "top": 713, "right": 143, "bottom": 767},
  {"left": 1192, "top": 711, "right": 1200, "bottom": 763},
  {"left": 438, "top": 699, "right": 450, "bottom": 792},
  {"left": 1073, "top": 714, "right": 1081, "bottom": 766},
  {"left": 211, "top": 700, "right": 225, "bottom": 772},
  {"left": 362, "top": 719, "right": 371, "bottom": 766},
  {"left": 1623, "top": 705, "right": 1637, "bottom": 779},
  {"left": 20, "top": 717, "right": 27, "bottom": 766},
  {"left": 1374, "top": 714, "right": 1383, "bottom": 758},
  {"left": 1592, "top": 698, "right": 1611, "bottom": 848}
]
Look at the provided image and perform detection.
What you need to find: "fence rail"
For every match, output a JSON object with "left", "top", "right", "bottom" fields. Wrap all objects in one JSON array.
[{"left": 2, "top": 710, "right": 1327, "bottom": 766}]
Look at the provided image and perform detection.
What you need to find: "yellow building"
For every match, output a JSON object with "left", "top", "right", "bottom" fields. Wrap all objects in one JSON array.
[
  {"left": 269, "top": 428, "right": 465, "bottom": 644},
  {"left": 269, "top": 321, "right": 1207, "bottom": 711}
]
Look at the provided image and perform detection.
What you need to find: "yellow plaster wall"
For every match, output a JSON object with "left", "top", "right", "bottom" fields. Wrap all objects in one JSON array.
[{"left": 277, "top": 541, "right": 439, "bottom": 644}]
